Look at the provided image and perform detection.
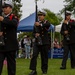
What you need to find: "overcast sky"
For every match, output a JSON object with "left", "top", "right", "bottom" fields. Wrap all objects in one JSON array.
[{"left": 21, "top": 0, "right": 65, "bottom": 20}]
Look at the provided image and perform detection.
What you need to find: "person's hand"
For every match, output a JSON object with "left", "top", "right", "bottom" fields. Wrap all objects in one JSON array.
[
  {"left": 35, "top": 33, "right": 40, "bottom": 37},
  {"left": 64, "top": 20, "right": 68, "bottom": 24},
  {"left": 0, "top": 32, "right": 3, "bottom": 36},
  {"left": 64, "top": 31, "right": 68, "bottom": 34},
  {"left": 0, "top": 16, "right": 4, "bottom": 21},
  {"left": 34, "top": 22, "right": 40, "bottom": 26}
]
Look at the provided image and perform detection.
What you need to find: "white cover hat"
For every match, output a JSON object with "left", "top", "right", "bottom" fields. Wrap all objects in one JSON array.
[{"left": 2, "top": 0, "right": 14, "bottom": 8}]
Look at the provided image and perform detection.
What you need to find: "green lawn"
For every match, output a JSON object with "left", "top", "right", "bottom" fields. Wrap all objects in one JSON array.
[{"left": 2, "top": 58, "right": 75, "bottom": 75}]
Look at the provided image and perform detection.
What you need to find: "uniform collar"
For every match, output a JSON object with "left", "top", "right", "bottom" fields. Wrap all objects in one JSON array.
[
  {"left": 39, "top": 19, "right": 45, "bottom": 23},
  {"left": 2, "top": 12, "right": 12, "bottom": 17}
]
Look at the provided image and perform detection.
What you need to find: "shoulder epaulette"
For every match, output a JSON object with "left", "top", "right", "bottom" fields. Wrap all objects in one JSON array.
[
  {"left": 70, "top": 19, "right": 75, "bottom": 22},
  {"left": 9, "top": 14, "right": 19, "bottom": 26},
  {"left": 9, "top": 14, "right": 15, "bottom": 20}
]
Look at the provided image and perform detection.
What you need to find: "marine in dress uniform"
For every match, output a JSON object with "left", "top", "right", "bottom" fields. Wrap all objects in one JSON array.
[
  {"left": 60, "top": 11, "right": 75, "bottom": 69},
  {"left": 0, "top": 1, "right": 19, "bottom": 75},
  {"left": 29, "top": 11, "right": 50, "bottom": 75}
]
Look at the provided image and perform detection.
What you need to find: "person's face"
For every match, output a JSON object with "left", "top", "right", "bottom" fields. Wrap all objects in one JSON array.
[
  {"left": 55, "top": 38, "right": 58, "bottom": 41},
  {"left": 38, "top": 14, "right": 45, "bottom": 21},
  {"left": 66, "top": 15, "right": 71, "bottom": 20},
  {"left": 2, "top": 6, "right": 12, "bottom": 15}
]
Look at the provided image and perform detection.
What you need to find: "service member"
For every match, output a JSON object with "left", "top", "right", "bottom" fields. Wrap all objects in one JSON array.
[
  {"left": 29, "top": 11, "right": 50, "bottom": 75},
  {"left": 0, "top": 1, "right": 19, "bottom": 75},
  {"left": 60, "top": 11, "right": 75, "bottom": 69}
]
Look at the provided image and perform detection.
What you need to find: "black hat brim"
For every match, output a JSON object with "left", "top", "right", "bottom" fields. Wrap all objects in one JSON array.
[{"left": 2, "top": 4, "right": 12, "bottom": 8}]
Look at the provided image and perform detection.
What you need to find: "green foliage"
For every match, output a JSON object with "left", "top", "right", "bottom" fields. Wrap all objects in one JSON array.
[
  {"left": 54, "top": 32, "right": 60, "bottom": 39},
  {"left": 18, "top": 32, "right": 33, "bottom": 41},
  {"left": 44, "top": 9, "right": 62, "bottom": 25},
  {"left": 61, "top": 0, "right": 75, "bottom": 16},
  {"left": 12, "top": 0, "right": 22, "bottom": 18}
]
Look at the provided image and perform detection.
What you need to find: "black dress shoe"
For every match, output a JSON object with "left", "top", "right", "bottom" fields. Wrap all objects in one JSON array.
[
  {"left": 60, "top": 66, "right": 66, "bottom": 69},
  {"left": 29, "top": 70, "right": 37, "bottom": 75},
  {"left": 42, "top": 71, "right": 47, "bottom": 75},
  {"left": 71, "top": 66, "right": 75, "bottom": 69}
]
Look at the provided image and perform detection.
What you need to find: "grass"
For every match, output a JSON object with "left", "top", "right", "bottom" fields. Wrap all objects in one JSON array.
[{"left": 2, "top": 58, "right": 75, "bottom": 75}]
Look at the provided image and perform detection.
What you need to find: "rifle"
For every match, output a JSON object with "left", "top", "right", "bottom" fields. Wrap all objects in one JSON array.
[
  {"left": 35, "top": 0, "right": 38, "bottom": 22},
  {"left": 64, "top": 6, "right": 66, "bottom": 20},
  {"left": 64, "top": 7, "right": 70, "bottom": 41},
  {"left": 34, "top": 0, "right": 42, "bottom": 45},
  {"left": 0, "top": 0, "right": 5, "bottom": 46}
]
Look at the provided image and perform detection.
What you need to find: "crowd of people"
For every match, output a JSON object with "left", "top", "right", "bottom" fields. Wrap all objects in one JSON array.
[
  {"left": 18, "top": 37, "right": 63, "bottom": 59},
  {"left": 18, "top": 35, "right": 33, "bottom": 59}
]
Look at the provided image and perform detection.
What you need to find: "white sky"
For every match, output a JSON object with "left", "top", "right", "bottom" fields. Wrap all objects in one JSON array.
[{"left": 21, "top": 0, "right": 65, "bottom": 20}]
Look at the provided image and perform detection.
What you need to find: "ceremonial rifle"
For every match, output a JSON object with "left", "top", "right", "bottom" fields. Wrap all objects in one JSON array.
[{"left": 34, "top": 0, "right": 42, "bottom": 45}]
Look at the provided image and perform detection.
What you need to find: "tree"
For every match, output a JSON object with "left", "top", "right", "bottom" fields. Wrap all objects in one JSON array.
[
  {"left": 44, "top": 9, "right": 62, "bottom": 25},
  {"left": 12, "top": 0, "right": 22, "bottom": 19},
  {"left": 18, "top": 32, "right": 32, "bottom": 41},
  {"left": 61, "top": 0, "right": 75, "bottom": 16}
]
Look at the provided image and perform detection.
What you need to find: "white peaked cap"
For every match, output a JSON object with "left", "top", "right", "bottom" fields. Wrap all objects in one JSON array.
[
  {"left": 66, "top": 11, "right": 72, "bottom": 14},
  {"left": 2, "top": 0, "right": 14, "bottom": 8}
]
